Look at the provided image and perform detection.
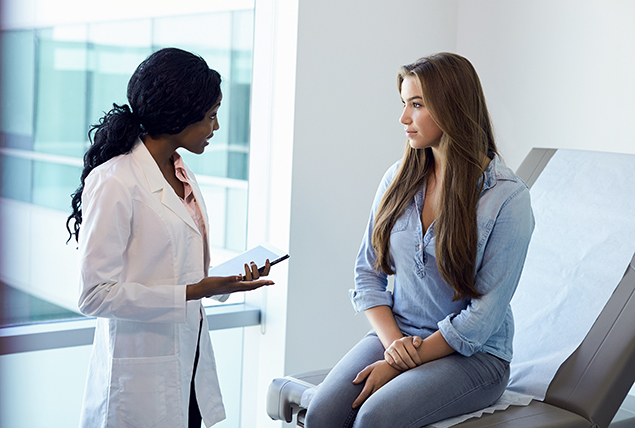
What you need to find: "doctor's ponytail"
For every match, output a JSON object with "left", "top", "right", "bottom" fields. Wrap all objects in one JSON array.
[{"left": 65, "top": 104, "right": 142, "bottom": 243}]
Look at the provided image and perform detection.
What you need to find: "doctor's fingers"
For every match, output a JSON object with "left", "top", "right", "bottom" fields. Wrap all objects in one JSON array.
[
  {"left": 259, "top": 259, "right": 271, "bottom": 276},
  {"left": 243, "top": 262, "right": 260, "bottom": 281}
]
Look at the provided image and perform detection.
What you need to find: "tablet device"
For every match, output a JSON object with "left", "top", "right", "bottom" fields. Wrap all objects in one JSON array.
[{"left": 209, "top": 243, "right": 289, "bottom": 277}]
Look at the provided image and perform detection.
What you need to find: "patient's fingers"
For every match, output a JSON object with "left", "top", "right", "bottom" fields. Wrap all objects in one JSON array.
[
  {"left": 352, "top": 382, "right": 374, "bottom": 409},
  {"left": 385, "top": 348, "right": 411, "bottom": 371},
  {"left": 385, "top": 337, "right": 422, "bottom": 370},
  {"left": 352, "top": 365, "right": 372, "bottom": 384},
  {"left": 352, "top": 366, "right": 373, "bottom": 408}
]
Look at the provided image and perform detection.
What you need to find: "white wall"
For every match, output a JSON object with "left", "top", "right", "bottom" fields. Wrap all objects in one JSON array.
[{"left": 455, "top": 0, "right": 635, "bottom": 170}]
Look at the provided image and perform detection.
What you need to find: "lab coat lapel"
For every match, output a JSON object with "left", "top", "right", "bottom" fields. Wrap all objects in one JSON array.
[{"left": 131, "top": 139, "right": 201, "bottom": 235}]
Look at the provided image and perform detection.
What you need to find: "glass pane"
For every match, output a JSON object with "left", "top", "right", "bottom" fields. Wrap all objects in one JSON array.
[
  {"left": 87, "top": 20, "right": 153, "bottom": 128},
  {"left": 208, "top": 327, "right": 244, "bottom": 428},
  {"left": 0, "top": 30, "right": 36, "bottom": 150},
  {"left": 165, "top": 10, "right": 254, "bottom": 183},
  {"left": 226, "top": 187, "right": 248, "bottom": 252},
  {"left": 0, "top": 154, "right": 32, "bottom": 203},
  {"left": 32, "top": 160, "right": 82, "bottom": 212},
  {"left": 0, "top": 281, "right": 79, "bottom": 326},
  {"left": 33, "top": 26, "right": 89, "bottom": 158}
]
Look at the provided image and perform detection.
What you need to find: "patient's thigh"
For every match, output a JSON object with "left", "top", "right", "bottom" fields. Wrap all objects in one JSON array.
[
  {"left": 304, "top": 332, "right": 384, "bottom": 428},
  {"left": 353, "top": 352, "right": 510, "bottom": 428}
]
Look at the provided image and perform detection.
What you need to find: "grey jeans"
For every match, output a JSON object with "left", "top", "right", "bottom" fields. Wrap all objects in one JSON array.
[{"left": 304, "top": 332, "right": 509, "bottom": 428}]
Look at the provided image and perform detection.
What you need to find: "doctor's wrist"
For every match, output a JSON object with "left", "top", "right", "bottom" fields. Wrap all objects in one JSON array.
[{"left": 186, "top": 283, "right": 204, "bottom": 301}]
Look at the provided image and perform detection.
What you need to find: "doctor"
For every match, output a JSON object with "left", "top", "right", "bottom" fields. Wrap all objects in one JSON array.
[{"left": 66, "top": 48, "right": 272, "bottom": 428}]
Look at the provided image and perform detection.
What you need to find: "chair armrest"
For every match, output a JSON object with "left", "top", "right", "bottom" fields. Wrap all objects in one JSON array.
[
  {"left": 266, "top": 377, "right": 316, "bottom": 422},
  {"left": 267, "top": 369, "right": 330, "bottom": 423}
]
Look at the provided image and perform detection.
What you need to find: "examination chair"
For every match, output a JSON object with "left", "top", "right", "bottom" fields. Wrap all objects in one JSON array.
[{"left": 266, "top": 149, "right": 635, "bottom": 428}]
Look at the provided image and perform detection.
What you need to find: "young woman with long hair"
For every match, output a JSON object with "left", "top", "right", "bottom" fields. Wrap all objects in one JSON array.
[
  {"left": 305, "top": 53, "right": 535, "bottom": 428},
  {"left": 67, "top": 47, "right": 272, "bottom": 428}
]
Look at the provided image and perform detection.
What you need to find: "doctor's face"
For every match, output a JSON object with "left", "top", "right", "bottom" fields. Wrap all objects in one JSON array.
[
  {"left": 399, "top": 76, "right": 443, "bottom": 150},
  {"left": 175, "top": 93, "right": 222, "bottom": 155}
]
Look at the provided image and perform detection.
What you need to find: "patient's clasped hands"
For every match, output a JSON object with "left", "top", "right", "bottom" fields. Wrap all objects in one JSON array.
[
  {"left": 351, "top": 336, "right": 423, "bottom": 408},
  {"left": 385, "top": 335, "right": 423, "bottom": 371}
]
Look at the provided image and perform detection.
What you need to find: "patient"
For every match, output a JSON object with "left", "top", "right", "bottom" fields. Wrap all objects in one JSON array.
[{"left": 304, "top": 53, "right": 535, "bottom": 428}]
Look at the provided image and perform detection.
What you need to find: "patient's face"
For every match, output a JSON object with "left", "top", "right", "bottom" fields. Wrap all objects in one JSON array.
[{"left": 399, "top": 76, "right": 443, "bottom": 150}]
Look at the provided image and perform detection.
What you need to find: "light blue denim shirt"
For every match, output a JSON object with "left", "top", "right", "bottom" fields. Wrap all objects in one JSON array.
[{"left": 349, "top": 155, "right": 534, "bottom": 362}]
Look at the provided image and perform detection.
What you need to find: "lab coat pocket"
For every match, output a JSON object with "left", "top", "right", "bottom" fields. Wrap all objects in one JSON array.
[{"left": 112, "top": 355, "right": 178, "bottom": 428}]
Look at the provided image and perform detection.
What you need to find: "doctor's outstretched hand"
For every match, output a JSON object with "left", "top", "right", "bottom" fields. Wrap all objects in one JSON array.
[{"left": 186, "top": 274, "right": 273, "bottom": 300}]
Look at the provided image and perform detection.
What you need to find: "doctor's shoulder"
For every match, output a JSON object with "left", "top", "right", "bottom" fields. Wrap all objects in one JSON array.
[{"left": 83, "top": 153, "right": 137, "bottom": 200}]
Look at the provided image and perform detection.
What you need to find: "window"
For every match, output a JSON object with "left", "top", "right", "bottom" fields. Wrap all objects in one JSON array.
[{"left": 0, "top": 8, "right": 255, "bottom": 324}]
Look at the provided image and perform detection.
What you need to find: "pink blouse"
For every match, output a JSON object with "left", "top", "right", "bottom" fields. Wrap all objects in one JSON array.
[{"left": 171, "top": 152, "right": 210, "bottom": 278}]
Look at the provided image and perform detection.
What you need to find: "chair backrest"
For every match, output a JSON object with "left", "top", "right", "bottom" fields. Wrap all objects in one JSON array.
[
  {"left": 544, "top": 254, "right": 635, "bottom": 428},
  {"left": 516, "top": 148, "right": 635, "bottom": 428}
]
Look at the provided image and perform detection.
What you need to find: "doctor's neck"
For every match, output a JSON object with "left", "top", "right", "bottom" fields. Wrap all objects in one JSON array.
[{"left": 142, "top": 134, "right": 179, "bottom": 170}]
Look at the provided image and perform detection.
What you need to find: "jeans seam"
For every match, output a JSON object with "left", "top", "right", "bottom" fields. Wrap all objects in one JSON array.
[{"left": 343, "top": 407, "right": 358, "bottom": 428}]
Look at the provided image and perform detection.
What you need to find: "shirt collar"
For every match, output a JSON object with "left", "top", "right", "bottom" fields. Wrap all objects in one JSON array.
[{"left": 481, "top": 154, "right": 517, "bottom": 191}]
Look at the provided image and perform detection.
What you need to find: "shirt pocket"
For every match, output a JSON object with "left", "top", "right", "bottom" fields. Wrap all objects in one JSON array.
[
  {"left": 112, "top": 355, "right": 179, "bottom": 428},
  {"left": 391, "top": 204, "right": 414, "bottom": 234}
]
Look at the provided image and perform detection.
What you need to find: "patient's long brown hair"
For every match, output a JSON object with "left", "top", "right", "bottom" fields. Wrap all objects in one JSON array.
[{"left": 371, "top": 53, "right": 498, "bottom": 301}]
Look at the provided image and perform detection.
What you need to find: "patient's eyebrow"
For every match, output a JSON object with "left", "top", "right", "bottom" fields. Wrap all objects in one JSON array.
[{"left": 402, "top": 96, "right": 424, "bottom": 103}]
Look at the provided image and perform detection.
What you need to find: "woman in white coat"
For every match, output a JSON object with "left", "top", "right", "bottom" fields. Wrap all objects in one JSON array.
[{"left": 66, "top": 48, "right": 272, "bottom": 428}]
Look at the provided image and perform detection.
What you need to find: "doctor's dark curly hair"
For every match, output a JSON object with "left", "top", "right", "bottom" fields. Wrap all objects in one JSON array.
[{"left": 66, "top": 47, "right": 222, "bottom": 243}]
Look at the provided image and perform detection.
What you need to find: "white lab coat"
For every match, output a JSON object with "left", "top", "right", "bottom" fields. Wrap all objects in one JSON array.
[{"left": 78, "top": 139, "right": 226, "bottom": 428}]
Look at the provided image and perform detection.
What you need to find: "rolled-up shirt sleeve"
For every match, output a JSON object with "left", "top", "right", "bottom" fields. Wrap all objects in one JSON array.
[
  {"left": 349, "top": 162, "right": 400, "bottom": 312},
  {"left": 438, "top": 185, "right": 534, "bottom": 358}
]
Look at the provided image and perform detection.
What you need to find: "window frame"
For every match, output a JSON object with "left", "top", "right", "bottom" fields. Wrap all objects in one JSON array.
[{"left": 0, "top": 303, "right": 260, "bottom": 355}]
